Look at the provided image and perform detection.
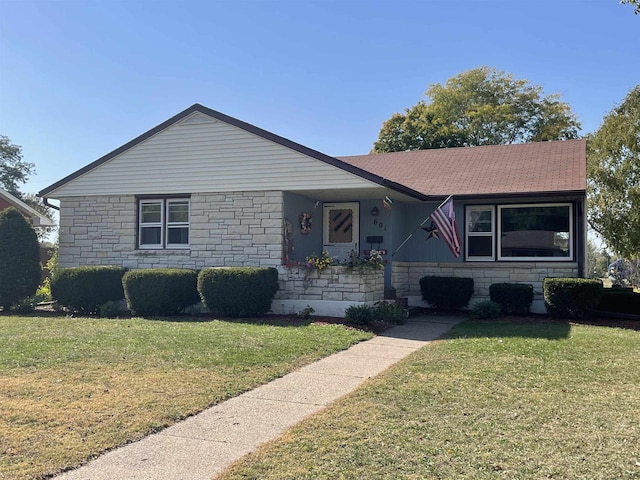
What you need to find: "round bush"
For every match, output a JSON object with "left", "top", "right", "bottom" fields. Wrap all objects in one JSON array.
[
  {"left": 344, "top": 304, "right": 381, "bottom": 325},
  {"left": 51, "top": 266, "right": 127, "bottom": 314},
  {"left": 197, "top": 267, "right": 279, "bottom": 317},
  {"left": 543, "top": 277, "right": 603, "bottom": 319},
  {"left": 419, "top": 276, "right": 474, "bottom": 310},
  {"left": 471, "top": 300, "right": 502, "bottom": 319},
  {"left": 123, "top": 268, "right": 200, "bottom": 316},
  {"left": 489, "top": 283, "right": 534, "bottom": 314}
]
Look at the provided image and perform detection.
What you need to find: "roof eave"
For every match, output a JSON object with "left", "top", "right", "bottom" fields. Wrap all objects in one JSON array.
[{"left": 452, "top": 189, "right": 586, "bottom": 200}]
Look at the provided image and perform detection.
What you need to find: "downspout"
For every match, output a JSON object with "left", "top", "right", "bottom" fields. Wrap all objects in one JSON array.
[{"left": 43, "top": 197, "right": 60, "bottom": 211}]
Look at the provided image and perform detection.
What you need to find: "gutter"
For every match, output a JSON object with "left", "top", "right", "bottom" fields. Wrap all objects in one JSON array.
[{"left": 43, "top": 197, "right": 60, "bottom": 211}]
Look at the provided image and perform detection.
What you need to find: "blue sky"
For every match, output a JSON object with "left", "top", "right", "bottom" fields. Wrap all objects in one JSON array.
[{"left": 0, "top": 0, "right": 638, "bottom": 197}]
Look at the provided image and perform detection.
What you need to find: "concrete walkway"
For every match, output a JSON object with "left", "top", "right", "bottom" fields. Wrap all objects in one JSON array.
[{"left": 57, "top": 316, "right": 460, "bottom": 480}]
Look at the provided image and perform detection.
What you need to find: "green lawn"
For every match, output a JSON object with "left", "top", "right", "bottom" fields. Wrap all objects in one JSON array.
[
  {"left": 0, "top": 315, "right": 372, "bottom": 480},
  {"left": 218, "top": 319, "right": 640, "bottom": 480}
]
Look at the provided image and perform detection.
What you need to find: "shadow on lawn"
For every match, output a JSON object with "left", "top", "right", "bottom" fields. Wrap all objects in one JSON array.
[
  {"left": 142, "top": 314, "right": 390, "bottom": 333},
  {"left": 142, "top": 314, "right": 314, "bottom": 327},
  {"left": 444, "top": 316, "right": 573, "bottom": 340},
  {"left": 443, "top": 314, "right": 640, "bottom": 340}
]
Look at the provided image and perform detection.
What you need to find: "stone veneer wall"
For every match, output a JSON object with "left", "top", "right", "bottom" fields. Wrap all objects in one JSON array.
[
  {"left": 275, "top": 266, "right": 384, "bottom": 303},
  {"left": 392, "top": 261, "right": 579, "bottom": 312},
  {"left": 57, "top": 191, "right": 283, "bottom": 269},
  {"left": 271, "top": 265, "right": 384, "bottom": 317}
]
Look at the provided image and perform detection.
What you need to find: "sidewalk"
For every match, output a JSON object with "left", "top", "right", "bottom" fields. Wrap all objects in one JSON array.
[{"left": 57, "top": 316, "right": 460, "bottom": 480}]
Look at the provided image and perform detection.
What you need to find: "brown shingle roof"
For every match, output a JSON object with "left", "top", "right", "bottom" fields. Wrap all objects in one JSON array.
[{"left": 338, "top": 139, "right": 586, "bottom": 197}]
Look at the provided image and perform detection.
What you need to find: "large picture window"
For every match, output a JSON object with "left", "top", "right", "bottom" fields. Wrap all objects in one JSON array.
[
  {"left": 138, "top": 198, "right": 190, "bottom": 249},
  {"left": 465, "top": 203, "right": 573, "bottom": 261},
  {"left": 498, "top": 204, "right": 571, "bottom": 260}
]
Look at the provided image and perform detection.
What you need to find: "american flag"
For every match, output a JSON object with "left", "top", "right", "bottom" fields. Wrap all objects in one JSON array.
[{"left": 429, "top": 196, "right": 461, "bottom": 257}]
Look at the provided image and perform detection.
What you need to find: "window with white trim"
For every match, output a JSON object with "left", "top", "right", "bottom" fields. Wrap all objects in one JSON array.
[
  {"left": 138, "top": 198, "right": 190, "bottom": 249},
  {"left": 465, "top": 203, "right": 573, "bottom": 261},
  {"left": 466, "top": 206, "right": 494, "bottom": 261}
]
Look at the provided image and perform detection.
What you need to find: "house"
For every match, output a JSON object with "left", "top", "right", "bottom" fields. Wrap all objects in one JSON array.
[
  {"left": 0, "top": 189, "right": 56, "bottom": 228},
  {"left": 38, "top": 104, "right": 586, "bottom": 315}
]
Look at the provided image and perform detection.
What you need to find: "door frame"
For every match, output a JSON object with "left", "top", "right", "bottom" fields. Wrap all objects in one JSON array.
[{"left": 322, "top": 202, "right": 359, "bottom": 260}]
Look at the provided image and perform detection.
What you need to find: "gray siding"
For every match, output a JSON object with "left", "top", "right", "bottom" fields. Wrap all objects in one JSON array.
[{"left": 49, "top": 112, "right": 380, "bottom": 198}]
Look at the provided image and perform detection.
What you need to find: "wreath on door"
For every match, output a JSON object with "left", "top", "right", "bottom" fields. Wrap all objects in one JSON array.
[{"left": 299, "top": 212, "right": 312, "bottom": 234}]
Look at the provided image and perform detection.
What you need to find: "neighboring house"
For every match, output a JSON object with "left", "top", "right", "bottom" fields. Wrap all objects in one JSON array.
[
  {"left": 38, "top": 104, "right": 586, "bottom": 314},
  {"left": 0, "top": 189, "right": 55, "bottom": 228}
]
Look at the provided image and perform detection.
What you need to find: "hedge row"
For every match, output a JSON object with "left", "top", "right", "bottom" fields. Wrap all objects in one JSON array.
[
  {"left": 51, "top": 266, "right": 127, "bottom": 314},
  {"left": 543, "top": 278, "right": 604, "bottom": 319},
  {"left": 51, "top": 266, "right": 279, "bottom": 317},
  {"left": 596, "top": 289, "right": 640, "bottom": 315},
  {"left": 419, "top": 276, "right": 622, "bottom": 320},
  {"left": 123, "top": 269, "right": 200, "bottom": 316},
  {"left": 198, "top": 267, "right": 279, "bottom": 317}
]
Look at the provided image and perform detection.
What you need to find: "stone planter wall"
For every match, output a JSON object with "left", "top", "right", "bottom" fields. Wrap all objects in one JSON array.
[{"left": 271, "top": 265, "right": 384, "bottom": 317}]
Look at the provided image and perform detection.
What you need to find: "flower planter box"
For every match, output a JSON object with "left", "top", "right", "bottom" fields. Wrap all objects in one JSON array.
[{"left": 271, "top": 265, "right": 384, "bottom": 317}]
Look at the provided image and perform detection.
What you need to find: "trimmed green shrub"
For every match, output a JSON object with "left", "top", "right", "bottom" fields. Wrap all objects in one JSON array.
[
  {"left": 344, "top": 304, "right": 381, "bottom": 325},
  {"left": 197, "top": 267, "right": 279, "bottom": 317},
  {"left": 597, "top": 289, "right": 640, "bottom": 315},
  {"left": 543, "top": 277, "right": 604, "bottom": 319},
  {"left": 123, "top": 268, "right": 199, "bottom": 316},
  {"left": 471, "top": 300, "right": 502, "bottom": 319},
  {"left": 297, "top": 305, "right": 315, "bottom": 320},
  {"left": 0, "top": 208, "right": 42, "bottom": 311},
  {"left": 375, "top": 301, "right": 408, "bottom": 324},
  {"left": 419, "top": 276, "right": 474, "bottom": 310},
  {"left": 489, "top": 283, "right": 534, "bottom": 314},
  {"left": 51, "top": 266, "right": 127, "bottom": 314},
  {"left": 99, "top": 300, "right": 126, "bottom": 318}
]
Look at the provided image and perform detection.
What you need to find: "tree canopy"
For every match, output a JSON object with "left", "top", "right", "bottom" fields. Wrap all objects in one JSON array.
[
  {"left": 587, "top": 85, "right": 640, "bottom": 259},
  {"left": 372, "top": 67, "right": 581, "bottom": 153},
  {"left": 620, "top": 0, "right": 640, "bottom": 14},
  {"left": 0, "top": 135, "right": 35, "bottom": 198},
  {"left": 0, "top": 135, "right": 55, "bottom": 239}
]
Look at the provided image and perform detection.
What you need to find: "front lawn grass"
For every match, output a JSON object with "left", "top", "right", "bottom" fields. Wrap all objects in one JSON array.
[
  {"left": 0, "top": 315, "right": 372, "bottom": 479},
  {"left": 218, "top": 319, "right": 640, "bottom": 480}
]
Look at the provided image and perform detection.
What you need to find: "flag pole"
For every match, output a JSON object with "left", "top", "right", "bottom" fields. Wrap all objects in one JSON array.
[
  {"left": 390, "top": 195, "right": 453, "bottom": 257},
  {"left": 436, "top": 194, "right": 453, "bottom": 210}
]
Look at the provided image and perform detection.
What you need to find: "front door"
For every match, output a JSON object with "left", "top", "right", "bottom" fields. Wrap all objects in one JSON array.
[{"left": 323, "top": 202, "right": 359, "bottom": 261}]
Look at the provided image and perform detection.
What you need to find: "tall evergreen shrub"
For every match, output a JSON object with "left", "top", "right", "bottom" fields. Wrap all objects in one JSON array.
[{"left": 0, "top": 208, "right": 41, "bottom": 311}]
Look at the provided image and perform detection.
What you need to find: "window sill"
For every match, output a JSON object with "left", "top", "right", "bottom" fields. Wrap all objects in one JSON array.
[{"left": 134, "top": 249, "right": 191, "bottom": 256}]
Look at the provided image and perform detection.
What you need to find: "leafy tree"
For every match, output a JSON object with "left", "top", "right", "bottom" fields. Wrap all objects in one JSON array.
[
  {"left": 620, "top": 0, "right": 640, "bottom": 14},
  {"left": 0, "top": 208, "right": 42, "bottom": 311},
  {"left": 585, "top": 239, "right": 610, "bottom": 279},
  {"left": 587, "top": 85, "right": 640, "bottom": 259},
  {"left": 372, "top": 67, "right": 580, "bottom": 152},
  {"left": 0, "top": 136, "right": 56, "bottom": 239},
  {"left": 0, "top": 135, "right": 35, "bottom": 198}
]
